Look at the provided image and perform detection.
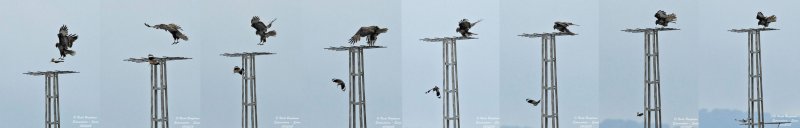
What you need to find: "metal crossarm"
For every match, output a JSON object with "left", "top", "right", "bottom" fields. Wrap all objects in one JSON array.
[
  {"left": 24, "top": 70, "right": 78, "bottom": 128},
  {"left": 623, "top": 27, "right": 678, "bottom": 128},
  {"left": 729, "top": 28, "right": 778, "bottom": 128},
  {"left": 421, "top": 36, "right": 477, "bottom": 128},
  {"left": 518, "top": 32, "right": 576, "bottom": 128},
  {"left": 221, "top": 52, "right": 276, "bottom": 128},
  {"left": 124, "top": 55, "right": 191, "bottom": 128},
  {"left": 325, "top": 45, "right": 385, "bottom": 128}
]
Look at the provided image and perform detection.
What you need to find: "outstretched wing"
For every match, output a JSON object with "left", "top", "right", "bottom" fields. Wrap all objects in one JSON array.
[
  {"left": 59, "top": 25, "right": 69, "bottom": 35},
  {"left": 470, "top": 19, "right": 482, "bottom": 27},
  {"left": 349, "top": 27, "right": 369, "bottom": 43},
  {"left": 266, "top": 18, "right": 276, "bottom": 29},
  {"left": 174, "top": 31, "right": 189, "bottom": 41},
  {"left": 756, "top": 12, "right": 765, "bottom": 20}
]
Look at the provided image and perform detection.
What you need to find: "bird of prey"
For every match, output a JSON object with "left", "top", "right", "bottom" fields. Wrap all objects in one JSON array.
[
  {"left": 349, "top": 26, "right": 388, "bottom": 46},
  {"left": 145, "top": 23, "right": 188, "bottom": 45},
  {"left": 50, "top": 58, "right": 64, "bottom": 63},
  {"left": 526, "top": 98, "right": 541, "bottom": 106},
  {"left": 425, "top": 86, "right": 441, "bottom": 99},
  {"left": 736, "top": 119, "right": 748, "bottom": 123},
  {"left": 251, "top": 16, "right": 277, "bottom": 45},
  {"left": 233, "top": 66, "right": 243, "bottom": 75},
  {"left": 332, "top": 78, "right": 345, "bottom": 91},
  {"left": 654, "top": 10, "right": 677, "bottom": 27},
  {"left": 756, "top": 12, "right": 777, "bottom": 27},
  {"left": 148, "top": 54, "right": 160, "bottom": 65},
  {"left": 553, "top": 21, "right": 578, "bottom": 34},
  {"left": 636, "top": 112, "right": 644, "bottom": 117},
  {"left": 456, "top": 19, "right": 481, "bottom": 37},
  {"left": 55, "top": 25, "right": 78, "bottom": 60}
]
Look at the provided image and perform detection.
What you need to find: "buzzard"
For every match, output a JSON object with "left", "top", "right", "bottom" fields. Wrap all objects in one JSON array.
[
  {"left": 251, "top": 16, "right": 277, "bottom": 45},
  {"left": 456, "top": 19, "right": 481, "bottom": 37},
  {"left": 145, "top": 23, "right": 188, "bottom": 44},
  {"left": 553, "top": 21, "right": 578, "bottom": 34},
  {"left": 756, "top": 12, "right": 776, "bottom": 27},
  {"left": 55, "top": 25, "right": 78, "bottom": 60},
  {"left": 655, "top": 10, "right": 677, "bottom": 27},
  {"left": 349, "top": 26, "right": 388, "bottom": 46}
]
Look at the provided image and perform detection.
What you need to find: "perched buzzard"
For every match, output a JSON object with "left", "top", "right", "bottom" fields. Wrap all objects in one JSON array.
[
  {"left": 148, "top": 54, "right": 160, "bottom": 65},
  {"left": 251, "top": 16, "right": 277, "bottom": 45},
  {"left": 145, "top": 23, "right": 188, "bottom": 44},
  {"left": 349, "top": 26, "right": 388, "bottom": 46},
  {"left": 756, "top": 12, "right": 776, "bottom": 27},
  {"left": 553, "top": 21, "right": 578, "bottom": 34},
  {"left": 655, "top": 10, "right": 677, "bottom": 27},
  {"left": 456, "top": 19, "right": 481, "bottom": 37}
]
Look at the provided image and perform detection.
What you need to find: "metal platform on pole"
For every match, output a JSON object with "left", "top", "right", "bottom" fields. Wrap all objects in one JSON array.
[
  {"left": 420, "top": 36, "right": 476, "bottom": 128},
  {"left": 124, "top": 55, "right": 191, "bottom": 128},
  {"left": 24, "top": 70, "right": 79, "bottom": 128},
  {"left": 518, "top": 32, "right": 576, "bottom": 128},
  {"left": 221, "top": 52, "right": 276, "bottom": 128},
  {"left": 325, "top": 45, "right": 385, "bottom": 128},
  {"left": 622, "top": 27, "right": 678, "bottom": 128},
  {"left": 729, "top": 27, "right": 784, "bottom": 128}
]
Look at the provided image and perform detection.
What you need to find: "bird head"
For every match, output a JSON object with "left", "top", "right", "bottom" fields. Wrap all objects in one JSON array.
[{"left": 251, "top": 16, "right": 261, "bottom": 24}]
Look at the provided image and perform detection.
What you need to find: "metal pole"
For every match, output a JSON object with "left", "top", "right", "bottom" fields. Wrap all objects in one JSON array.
[
  {"left": 151, "top": 64, "right": 156, "bottom": 128},
  {"left": 747, "top": 31, "right": 754, "bottom": 128},
  {"left": 540, "top": 35, "right": 546, "bottom": 128},
  {"left": 55, "top": 74, "right": 61, "bottom": 128},
  {"left": 442, "top": 40, "right": 450, "bottom": 128},
  {"left": 452, "top": 39, "right": 460, "bottom": 128},
  {"left": 756, "top": 31, "right": 764, "bottom": 128},
  {"left": 45, "top": 74, "right": 51, "bottom": 128},
  {"left": 551, "top": 35, "right": 559, "bottom": 128}
]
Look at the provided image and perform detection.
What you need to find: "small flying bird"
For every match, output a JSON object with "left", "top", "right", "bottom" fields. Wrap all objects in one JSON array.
[
  {"left": 50, "top": 58, "right": 64, "bottom": 63},
  {"left": 145, "top": 23, "right": 188, "bottom": 45},
  {"left": 55, "top": 25, "right": 78, "bottom": 60},
  {"left": 636, "top": 112, "right": 644, "bottom": 117},
  {"left": 456, "top": 19, "right": 481, "bottom": 37},
  {"left": 332, "top": 78, "right": 345, "bottom": 91},
  {"left": 553, "top": 21, "right": 578, "bottom": 34},
  {"left": 736, "top": 119, "right": 748, "bottom": 123},
  {"left": 147, "top": 54, "right": 160, "bottom": 65},
  {"left": 425, "top": 86, "right": 441, "bottom": 99},
  {"left": 233, "top": 66, "right": 243, "bottom": 75},
  {"left": 525, "top": 98, "right": 541, "bottom": 106},
  {"left": 756, "top": 12, "right": 777, "bottom": 27},
  {"left": 349, "top": 26, "right": 388, "bottom": 46},
  {"left": 251, "top": 16, "right": 277, "bottom": 45},
  {"left": 654, "top": 10, "right": 677, "bottom": 27}
]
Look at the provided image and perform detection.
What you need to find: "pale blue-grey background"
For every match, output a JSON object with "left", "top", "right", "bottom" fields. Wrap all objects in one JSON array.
[{"left": 2, "top": 0, "right": 800, "bottom": 128}]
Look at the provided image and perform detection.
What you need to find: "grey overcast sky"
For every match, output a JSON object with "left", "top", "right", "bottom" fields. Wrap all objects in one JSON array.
[{"left": 1, "top": 0, "right": 799, "bottom": 128}]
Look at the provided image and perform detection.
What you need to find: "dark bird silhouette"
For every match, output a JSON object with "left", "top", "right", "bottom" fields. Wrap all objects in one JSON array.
[
  {"left": 349, "top": 26, "right": 388, "bottom": 46},
  {"left": 145, "top": 23, "right": 188, "bottom": 45},
  {"left": 55, "top": 25, "right": 78, "bottom": 60},
  {"left": 233, "top": 66, "right": 243, "bottom": 75},
  {"left": 655, "top": 10, "right": 677, "bottom": 27},
  {"left": 637, "top": 112, "right": 644, "bottom": 117},
  {"left": 50, "top": 58, "right": 64, "bottom": 63},
  {"left": 456, "top": 19, "right": 481, "bottom": 37},
  {"left": 332, "top": 78, "right": 345, "bottom": 91},
  {"left": 147, "top": 54, "right": 160, "bottom": 65},
  {"left": 425, "top": 86, "right": 441, "bottom": 99},
  {"left": 553, "top": 21, "right": 578, "bottom": 34},
  {"left": 736, "top": 119, "right": 748, "bottom": 123},
  {"left": 526, "top": 98, "right": 541, "bottom": 106},
  {"left": 251, "top": 16, "right": 277, "bottom": 45},
  {"left": 756, "top": 12, "right": 777, "bottom": 27}
]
